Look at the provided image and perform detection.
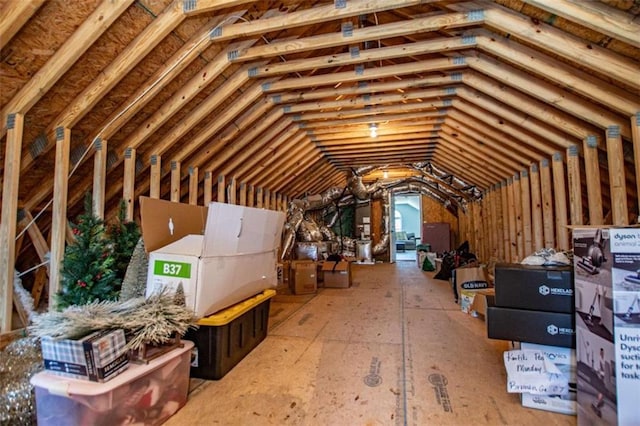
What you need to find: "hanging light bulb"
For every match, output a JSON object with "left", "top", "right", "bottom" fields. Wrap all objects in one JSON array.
[
  {"left": 369, "top": 123, "right": 378, "bottom": 138},
  {"left": 383, "top": 170, "right": 389, "bottom": 179}
]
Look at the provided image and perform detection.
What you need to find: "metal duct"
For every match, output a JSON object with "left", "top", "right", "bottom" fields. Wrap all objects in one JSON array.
[{"left": 298, "top": 218, "right": 323, "bottom": 242}]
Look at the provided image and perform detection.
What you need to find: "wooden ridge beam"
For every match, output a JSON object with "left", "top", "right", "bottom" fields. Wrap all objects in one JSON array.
[{"left": 308, "top": 119, "right": 442, "bottom": 136}]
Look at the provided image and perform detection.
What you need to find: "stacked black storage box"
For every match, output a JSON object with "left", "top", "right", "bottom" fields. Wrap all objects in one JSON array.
[{"left": 488, "top": 263, "right": 576, "bottom": 348}]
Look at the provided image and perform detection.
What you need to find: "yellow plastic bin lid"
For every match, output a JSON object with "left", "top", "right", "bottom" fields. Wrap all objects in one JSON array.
[{"left": 197, "top": 289, "right": 276, "bottom": 326}]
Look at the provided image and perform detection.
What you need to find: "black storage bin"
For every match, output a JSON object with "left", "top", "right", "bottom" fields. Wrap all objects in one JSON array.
[
  {"left": 185, "top": 289, "right": 274, "bottom": 380},
  {"left": 494, "top": 263, "right": 574, "bottom": 313}
]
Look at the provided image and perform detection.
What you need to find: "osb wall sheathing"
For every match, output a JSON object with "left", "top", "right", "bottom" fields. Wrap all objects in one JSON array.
[{"left": 421, "top": 195, "right": 458, "bottom": 247}]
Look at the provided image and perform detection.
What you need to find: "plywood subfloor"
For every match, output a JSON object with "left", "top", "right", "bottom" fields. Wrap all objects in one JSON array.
[{"left": 165, "top": 261, "right": 577, "bottom": 425}]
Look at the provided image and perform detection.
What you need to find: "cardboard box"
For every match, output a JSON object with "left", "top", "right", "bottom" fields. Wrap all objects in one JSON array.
[
  {"left": 142, "top": 198, "right": 285, "bottom": 317},
  {"left": 495, "top": 263, "right": 574, "bottom": 313},
  {"left": 32, "top": 341, "right": 192, "bottom": 426},
  {"left": 573, "top": 227, "right": 640, "bottom": 425},
  {"left": 520, "top": 342, "right": 577, "bottom": 415},
  {"left": 277, "top": 261, "right": 290, "bottom": 288},
  {"left": 40, "top": 329, "right": 129, "bottom": 382},
  {"left": 470, "top": 288, "right": 495, "bottom": 317},
  {"left": 185, "top": 290, "right": 274, "bottom": 380},
  {"left": 290, "top": 260, "right": 317, "bottom": 294},
  {"left": 322, "top": 261, "right": 351, "bottom": 288},
  {"left": 487, "top": 300, "right": 575, "bottom": 348}
]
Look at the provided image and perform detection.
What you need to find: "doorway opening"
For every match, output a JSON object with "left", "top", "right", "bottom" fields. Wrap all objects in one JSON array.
[{"left": 392, "top": 194, "right": 421, "bottom": 262}]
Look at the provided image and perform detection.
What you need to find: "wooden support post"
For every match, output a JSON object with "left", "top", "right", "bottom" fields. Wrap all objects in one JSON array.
[
  {"left": 493, "top": 184, "right": 504, "bottom": 261},
  {"left": 530, "top": 164, "right": 544, "bottom": 251},
  {"left": 171, "top": 161, "right": 181, "bottom": 203},
  {"left": 188, "top": 166, "right": 198, "bottom": 205},
  {"left": 513, "top": 174, "right": 524, "bottom": 261},
  {"left": 276, "top": 193, "right": 282, "bottom": 213},
  {"left": 566, "top": 144, "right": 583, "bottom": 226},
  {"left": 520, "top": 170, "right": 532, "bottom": 257},
  {"left": 50, "top": 126, "right": 71, "bottom": 311},
  {"left": 0, "top": 113, "right": 23, "bottom": 331},
  {"left": 583, "top": 136, "right": 604, "bottom": 225},
  {"left": 32, "top": 267, "right": 48, "bottom": 309},
  {"left": 239, "top": 182, "right": 247, "bottom": 206},
  {"left": 500, "top": 181, "right": 510, "bottom": 261},
  {"left": 217, "top": 175, "right": 225, "bottom": 203},
  {"left": 282, "top": 195, "right": 289, "bottom": 212},
  {"left": 540, "top": 159, "right": 555, "bottom": 248},
  {"left": 123, "top": 148, "right": 136, "bottom": 222},
  {"left": 228, "top": 177, "right": 237, "bottom": 205},
  {"left": 552, "top": 152, "right": 569, "bottom": 250},
  {"left": 150, "top": 155, "right": 161, "bottom": 199},
  {"left": 633, "top": 113, "right": 640, "bottom": 205},
  {"left": 256, "top": 187, "right": 263, "bottom": 208},
  {"left": 606, "top": 125, "right": 629, "bottom": 225},
  {"left": 507, "top": 178, "right": 518, "bottom": 262},
  {"left": 264, "top": 189, "right": 271, "bottom": 210},
  {"left": 271, "top": 191, "right": 277, "bottom": 211},
  {"left": 203, "top": 171, "right": 212, "bottom": 205},
  {"left": 92, "top": 138, "right": 107, "bottom": 219},
  {"left": 247, "top": 184, "right": 255, "bottom": 207}
]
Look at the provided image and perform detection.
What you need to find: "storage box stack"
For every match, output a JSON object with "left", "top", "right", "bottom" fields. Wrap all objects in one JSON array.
[
  {"left": 488, "top": 263, "right": 575, "bottom": 348},
  {"left": 290, "top": 260, "right": 317, "bottom": 294},
  {"left": 488, "top": 263, "right": 576, "bottom": 415}
]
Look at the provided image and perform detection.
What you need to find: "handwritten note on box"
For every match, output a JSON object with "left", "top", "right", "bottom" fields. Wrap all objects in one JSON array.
[{"left": 503, "top": 350, "right": 569, "bottom": 395}]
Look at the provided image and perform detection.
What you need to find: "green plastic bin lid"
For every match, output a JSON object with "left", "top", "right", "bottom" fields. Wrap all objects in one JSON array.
[{"left": 196, "top": 289, "right": 276, "bottom": 326}]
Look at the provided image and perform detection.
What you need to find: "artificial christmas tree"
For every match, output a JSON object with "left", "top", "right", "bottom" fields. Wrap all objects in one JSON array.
[
  {"left": 107, "top": 200, "right": 141, "bottom": 284},
  {"left": 56, "top": 196, "right": 119, "bottom": 310}
]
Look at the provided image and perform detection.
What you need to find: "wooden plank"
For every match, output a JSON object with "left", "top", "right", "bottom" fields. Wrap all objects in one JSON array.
[
  {"left": 228, "top": 177, "right": 237, "bottom": 205},
  {"left": 471, "top": 29, "right": 640, "bottom": 116},
  {"left": 239, "top": 182, "right": 247, "bottom": 207},
  {"left": 204, "top": 171, "right": 213, "bottom": 205},
  {"left": 256, "top": 187, "right": 264, "bottom": 209},
  {"left": 530, "top": 164, "right": 544, "bottom": 251},
  {"left": 606, "top": 126, "right": 629, "bottom": 225},
  {"left": 632, "top": 113, "right": 640, "bottom": 204},
  {"left": 523, "top": 0, "right": 640, "bottom": 48},
  {"left": 467, "top": 53, "right": 631, "bottom": 139},
  {"left": 566, "top": 144, "right": 584, "bottom": 225},
  {"left": 513, "top": 174, "right": 524, "bottom": 261},
  {"left": 500, "top": 181, "right": 511, "bottom": 262},
  {"left": 183, "top": 0, "right": 255, "bottom": 15},
  {"left": 506, "top": 178, "right": 517, "bottom": 262},
  {"left": 0, "top": 113, "right": 23, "bottom": 331},
  {"left": 150, "top": 155, "right": 161, "bottom": 199},
  {"left": 21, "top": 210, "right": 49, "bottom": 267},
  {"left": 123, "top": 148, "right": 136, "bottom": 221},
  {"left": 237, "top": 10, "right": 483, "bottom": 61},
  {"left": 551, "top": 153, "right": 569, "bottom": 250},
  {"left": 32, "top": 267, "right": 48, "bottom": 310},
  {"left": 171, "top": 161, "right": 181, "bottom": 203},
  {"left": 264, "top": 189, "right": 271, "bottom": 210},
  {"left": 451, "top": 1, "right": 639, "bottom": 90},
  {"left": 253, "top": 37, "right": 471, "bottom": 77},
  {"left": 582, "top": 136, "right": 604, "bottom": 225},
  {"left": 247, "top": 185, "right": 255, "bottom": 208},
  {"left": 217, "top": 175, "right": 226, "bottom": 203},
  {"left": 188, "top": 167, "right": 199, "bottom": 205},
  {"left": 540, "top": 159, "right": 555, "bottom": 248},
  {"left": 265, "top": 58, "right": 465, "bottom": 93},
  {"left": 520, "top": 170, "right": 532, "bottom": 257},
  {"left": 457, "top": 81, "right": 577, "bottom": 149},
  {"left": 0, "top": 0, "right": 45, "bottom": 50},
  {"left": 494, "top": 183, "right": 504, "bottom": 261},
  {"left": 50, "top": 127, "right": 71, "bottom": 310},
  {"left": 0, "top": 0, "right": 134, "bottom": 137},
  {"left": 92, "top": 138, "right": 107, "bottom": 219}
]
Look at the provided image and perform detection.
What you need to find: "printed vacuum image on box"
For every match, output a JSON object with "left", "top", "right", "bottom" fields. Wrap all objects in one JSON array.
[{"left": 573, "top": 227, "right": 640, "bottom": 426}]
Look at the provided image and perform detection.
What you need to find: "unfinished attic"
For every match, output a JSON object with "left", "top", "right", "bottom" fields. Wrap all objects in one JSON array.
[{"left": 1, "top": 0, "right": 639, "bottom": 424}]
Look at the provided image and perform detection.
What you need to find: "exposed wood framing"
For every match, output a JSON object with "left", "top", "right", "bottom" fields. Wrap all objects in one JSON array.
[
  {"left": 551, "top": 153, "right": 569, "bottom": 250},
  {"left": 540, "top": 159, "right": 555, "bottom": 248},
  {"left": 530, "top": 164, "right": 543, "bottom": 251},
  {"left": 150, "top": 155, "right": 161, "bottom": 199},
  {"left": 566, "top": 145, "right": 583, "bottom": 226},
  {"left": 189, "top": 167, "right": 198, "bottom": 205},
  {"left": 204, "top": 171, "right": 212, "bottom": 205},
  {"left": 606, "top": 125, "right": 629, "bottom": 224},
  {"left": 123, "top": 147, "right": 136, "bottom": 221},
  {"left": 583, "top": 136, "right": 603, "bottom": 225},
  {"left": 171, "top": 161, "right": 181, "bottom": 203}
]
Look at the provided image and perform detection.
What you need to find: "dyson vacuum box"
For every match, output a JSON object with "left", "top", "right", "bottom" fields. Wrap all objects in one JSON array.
[
  {"left": 141, "top": 197, "right": 285, "bottom": 317},
  {"left": 573, "top": 227, "right": 640, "bottom": 426}
]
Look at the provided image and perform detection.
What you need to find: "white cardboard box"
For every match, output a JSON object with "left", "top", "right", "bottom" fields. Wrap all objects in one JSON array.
[
  {"left": 520, "top": 342, "right": 577, "bottom": 416},
  {"left": 144, "top": 200, "right": 285, "bottom": 317}
]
